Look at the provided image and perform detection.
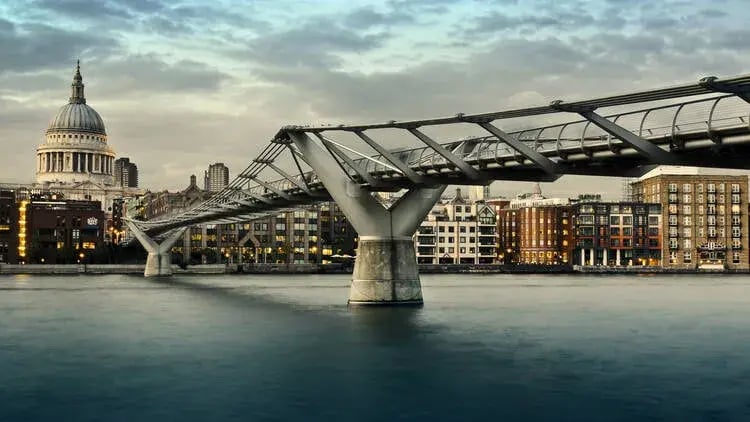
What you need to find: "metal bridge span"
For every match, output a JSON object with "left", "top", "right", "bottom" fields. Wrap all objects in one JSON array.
[{"left": 126, "top": 73, "right": 750, "bottom": 305}]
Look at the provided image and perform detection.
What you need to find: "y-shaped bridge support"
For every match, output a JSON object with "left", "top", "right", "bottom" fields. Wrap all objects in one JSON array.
[
  {"left": 290, "top": 132, "right": 446, "bottom": 305},
  {"left": 125, "top": 220, "right": 187, "bottom": 277}
]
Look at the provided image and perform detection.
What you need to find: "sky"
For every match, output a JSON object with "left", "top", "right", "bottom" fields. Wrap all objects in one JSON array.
[{"left": 1, "top": 0, "right": 749, "bottom": 198}]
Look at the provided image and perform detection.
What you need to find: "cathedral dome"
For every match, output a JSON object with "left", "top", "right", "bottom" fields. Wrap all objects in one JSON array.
[
  {"left": 46, "top": 61, "right": 106, "bottom": 135},
  {"left": 47, "top": 103, "right": 106, "bottom": 135}
]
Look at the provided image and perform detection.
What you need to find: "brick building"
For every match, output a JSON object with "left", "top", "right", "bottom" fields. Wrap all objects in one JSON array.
[
  {"left": 20, "top": 199, "right": 105, "bottom": 264},
  {"left": 631, "top": 168, "right": 749, "bottom": 270},
  {"left": 572, "top": 201, "right": 662, "bottom": 267},
  {"left": 0, "top": 191, "right": 18, "bottom": 263}
]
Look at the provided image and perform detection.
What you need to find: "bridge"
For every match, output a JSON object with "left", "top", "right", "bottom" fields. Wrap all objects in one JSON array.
[{"left": 126, "top": 73, "right": 750, "bottom": 305}]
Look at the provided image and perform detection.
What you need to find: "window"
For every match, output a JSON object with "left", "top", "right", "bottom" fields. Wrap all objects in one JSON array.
[
  {"left": 733, "top": 238, "right": 741, "bottom": 249},
  {"left": 733, "top": 226, "right": 741, "bottom": 237},
  {"left": 732, "top": 194, "right": 741, "bottom": 204},
  {"left": 448, "top": 237, "right": 454, "bottom": 243},
  {"left": 683, "top": 216, "right": 691, "bottom": 226},
  {"left": 438, "top": 237, "right": 445, "bottom": 243},
  {"left": 683, "top": 251, "right": 692, "bottom": 263},
  {"left": 669, "top": 227, "right": 678, "bottom": 237},
  {"left": 683, "top": 194, "right": 692, "bottom": 203},
  {"left": 578, "top": 215, "right": 594, "bottom": 224},
  {"left": 733, "top": 251, "right": 741, "bottom": 264},
  {"left": 648, "top": 216, "right": 659, "bottom": 226},
  {"left": 610, "top": 227, "right": 620, "bottom": 236},
  {"left": 460, "top": 237, "right": 466, "bottom": 243},
  {"left": 669, "top": 251, "right": 677, "bottom": 263},
  {"left": 732, "top": 183, "right": 740, "bottom": 193},
  {"left": 669, "top": 183, "right": 678, "bottom": 193},
  {"left": 459, "top": 226, "right": 466, "bottom": 233},
  {"left": 719, "top": 183, "right": 725, "bottom": 193},
  {"left": 459, "top": 247, "right": 466, "bottom": 254},
  {"left": 683, "top": 239, "right": 692, "bottom": 249},
  {"left": 623, "top": 227, "right": 633, "bottom": 236},
  {"left": 683, "top": 227, "right": 691, "bottom": 237},
  {"left": 610, "top": 216, "right": 621, "bottom": 225},
  {"left": 448, "top": 247, "right": 454, "bottom": 253},
  {"left": 669, "top": 215, "right": 678, "bottom": 225},
  {"left": 648, "top": 227, "right": 659, "bottom": 236},
  {"left": 623, "top": 216, "right": 633, "bottom": 225},
  {"left": 669, "top": 238, "right": 678, "bottom": 249},
  {"left": 697, "top": 184, "right": 704, "bottom": 193},
  {"left": 668, "top": 204, "right": 678, "bottom": 214},
  {"left": 448, "top": 226, "right": 455, "bottom": 233},
  {"left": 683, "top": 205, "right": 692, "bottom": 215},
  {"left": 439, "top": 226, "right": 445, "bottom": 233}
]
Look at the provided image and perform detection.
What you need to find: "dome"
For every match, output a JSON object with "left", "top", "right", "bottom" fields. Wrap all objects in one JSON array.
[
  {"left": 47, "top": 103, "right": 106, "bottom": 135},
  {"left": 46, "top": 61, "right": 106, "bottom": 135}
]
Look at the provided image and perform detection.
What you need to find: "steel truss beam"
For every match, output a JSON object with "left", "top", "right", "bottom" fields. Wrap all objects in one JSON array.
[
  {"left": 408, "top": 128, "right": 484, "bottom": 181},
  {"left": 315, "top": 134, "right": 381, "bottom": 186},
  {"left": 550, "top": 101, "right": 679, "bottom": 163},
  {"left": 354, "top": 131, "right": 425, "bottom": 183},
  {"left": 700, "top": 76, "right": 750, "bottom": 103},
  {"left": 478, "top": 122, "right": 560, "bottom": 174}
]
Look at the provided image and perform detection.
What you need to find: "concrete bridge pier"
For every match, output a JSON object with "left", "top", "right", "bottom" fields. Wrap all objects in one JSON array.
[
  {"left": 290, "top": 132, "right": 446, "bottom": 305},
  {"left": 125, "top": 221, "right": 187, "bottom": 277}
]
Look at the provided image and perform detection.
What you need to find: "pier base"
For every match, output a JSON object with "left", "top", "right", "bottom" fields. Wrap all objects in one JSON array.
[
  {"left": 125, "top": 220, "right": 187, "bottom": 277},
  {"left": 349, "top": 237, "right": 423, "bottom": 306}
]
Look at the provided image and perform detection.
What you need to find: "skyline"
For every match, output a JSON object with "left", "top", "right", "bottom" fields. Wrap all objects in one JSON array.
[{"left": 2, "top": 0, "right": 750, "bottom": 197}]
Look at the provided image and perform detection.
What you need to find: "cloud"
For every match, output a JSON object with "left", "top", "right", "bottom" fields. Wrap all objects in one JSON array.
[
  {"left": 244, "top": 18, "right": 390, "bottom": 69},
  {"left": 0, "top": 20, "right": 120, "bottom": 74},
  {"left": 0, "top": 0, "right": 748, "bottom": 195}
]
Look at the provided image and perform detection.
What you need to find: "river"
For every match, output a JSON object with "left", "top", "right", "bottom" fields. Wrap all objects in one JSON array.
[{"left": 1, "top": 273, "right": 749, "bottom": 421}]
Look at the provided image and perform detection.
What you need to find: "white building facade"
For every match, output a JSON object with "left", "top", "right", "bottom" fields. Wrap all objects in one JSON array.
[{"left": 415, "top": 188, "right": 497, "bottom": 264}]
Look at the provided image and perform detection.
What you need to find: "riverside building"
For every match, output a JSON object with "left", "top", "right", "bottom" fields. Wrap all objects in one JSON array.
[
  {"left": 631, "top": 167, "right": 749, "bottom": 270},
  {"left": 415, "top": 188, "right": 497, "bottom": 264},
  {"left": 572, "top": 201, "right": 662, "bottom": 267},
  {"left": 496, "top": 184, "right": 573, "bottom": 265}
]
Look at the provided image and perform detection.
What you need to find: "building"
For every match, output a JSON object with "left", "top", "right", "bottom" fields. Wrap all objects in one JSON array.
[
  {"left": 499, "top": 205, "right": 574, "bottom": 265},
  {"left": 0, "top": 191, "right": 18, "bottom": 263},
  {"left": 631, "top": 167, "right": 749, "bottom": 270},
  {"left": 114, "top": 157, "right": 139, "bottom": 188},
  {"left": 415, "top": 188, "right": 497, "bottom": 264},
  {"left": 204, "top": 163, "right": 229, "bottom": 192},
  {"left": 36, "top": 61, "right": 115, "bottom": 187},
  {"left": 572, "top": 201, "right": 662, "bottom": 267},
  {"left": 18, "top": 198, "right": 105, "bottom": 264},
  {"left": 28, "top": 62, "right": 143, "bottom": 236},
  {"left": 495, "top": 184, "right": 573, "bottom": 265}
]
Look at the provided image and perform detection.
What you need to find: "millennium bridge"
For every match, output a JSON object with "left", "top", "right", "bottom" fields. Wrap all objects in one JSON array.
[{"left": 126, "top": 73, "right": 750, "bottom": 305}]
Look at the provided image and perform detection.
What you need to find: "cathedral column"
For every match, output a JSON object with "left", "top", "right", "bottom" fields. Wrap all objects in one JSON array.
[{"left": 88, "top": 153, "right": 93, "bottom": 173}]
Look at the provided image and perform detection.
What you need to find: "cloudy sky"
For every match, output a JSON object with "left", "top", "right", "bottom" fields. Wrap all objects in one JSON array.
[{"left": 1, "top": 0, "right": 748, "bottom": 198}]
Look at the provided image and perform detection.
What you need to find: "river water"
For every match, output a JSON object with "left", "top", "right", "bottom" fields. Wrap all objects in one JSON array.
[{"left": 1, "top": 273, "right": 749, "bottom": 421}]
